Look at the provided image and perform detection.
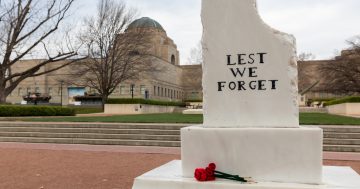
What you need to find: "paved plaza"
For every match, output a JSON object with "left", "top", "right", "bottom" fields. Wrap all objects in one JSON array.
[{"left": 0, "top": 143, "right": 359, "bottom": 189}]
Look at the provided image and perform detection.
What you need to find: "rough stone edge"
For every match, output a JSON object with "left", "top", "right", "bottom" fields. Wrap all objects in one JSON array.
[
  {"left": 201, "top": 0, "right": 299, "bottom": 125},
  {"left": 251, "top": 0, "right": 300, "bottom": 124}
]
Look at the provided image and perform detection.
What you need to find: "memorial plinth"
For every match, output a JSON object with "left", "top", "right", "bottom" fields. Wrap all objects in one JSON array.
[
  {"left": 132, "top": 0, "right": 360, "bottom": 188},
  {"left": 181, "top": 126, "right": 323, "bottom": 184},
  {"left": 133, "top": 161, "right": 360, "bottom": 189}
]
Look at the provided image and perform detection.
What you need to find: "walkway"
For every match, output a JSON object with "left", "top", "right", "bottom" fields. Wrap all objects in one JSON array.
[{"left": 0, "top": 143, "right": 359, "bottom": 189}]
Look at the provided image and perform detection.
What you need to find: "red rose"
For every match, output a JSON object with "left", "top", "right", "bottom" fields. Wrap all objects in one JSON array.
[
  {"left": 206, "top": 167, "right": 214, "bottom": 176},
  {"left": 207, "top": 175, "right": 215, "bottom": 181},
  {"left": 194, "top": 168, "right": 208, "bottom": 181},
  {"left": 208, "top": 163, "right": 216, "bottom": 171}
]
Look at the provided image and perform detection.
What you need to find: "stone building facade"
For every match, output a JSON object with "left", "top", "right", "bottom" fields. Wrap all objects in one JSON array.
[
  {"left": 298, "top": 50, "right": 360, "bottom": 101},
  {"left": 6, "top": 17, "right": 203, "bottom": 105},
  {"left": 5, "top": 17, "right": 357, "bottom": 105}
]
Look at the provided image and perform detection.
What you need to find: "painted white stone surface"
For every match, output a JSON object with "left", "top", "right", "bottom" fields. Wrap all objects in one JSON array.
[
  {"left": 182, "top": 109, "right": 204, "bottom": 114},
  {"left": 327, "top": 103, "right": 360, "bottom": 116},
  {"left": 202, "top": 0, "right": 299, "bottom": 128},
  {"left": 104, "top": 104, "right": 177, "bottom": 114},
  {"left": 181, "top": 126, "right": 323, "bottom": 184},
  {"left": 132, "top": 160, "right": 360, "bottom": 189}
]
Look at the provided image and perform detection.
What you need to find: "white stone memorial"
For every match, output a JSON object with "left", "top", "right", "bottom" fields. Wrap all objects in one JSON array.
[
  {"left": 132, "top": 0, "right": 360, "bottom": 188},
  {"left": 202, "top": 0, "right": 298, "bottom": 128}
]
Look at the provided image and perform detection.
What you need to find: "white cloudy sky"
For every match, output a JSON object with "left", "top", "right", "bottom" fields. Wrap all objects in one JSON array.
[{"left": 73, "top": 0, "right": 360, "bottom": 64}]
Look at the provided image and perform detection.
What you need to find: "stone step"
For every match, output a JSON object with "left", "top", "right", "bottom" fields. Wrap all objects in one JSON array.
[
  {"left": 323, "top": 133, "right": 360, "bottom": 139},
  {"left": 323, "top": 145, "right": 360, "bottom": 153},
  {"left": 323, "top": 138, "right": 360, "bottom": 145},
  {"left": 321, "top": 127, "right": 360, "bottom": 133},
  {"left": 0, "top": 122, "right": 188, "bottom": 130},
  {"left": 0, "top": 132, "right": 180, "bottom": 141},
  {"left": 0, "top": 127, "right": 180, "bottom": 135},
  {"left": 0, "top": 137, "right": 181, "bottom": 147}
]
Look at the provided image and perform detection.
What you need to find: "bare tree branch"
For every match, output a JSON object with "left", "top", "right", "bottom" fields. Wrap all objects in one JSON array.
[
  {"left": 67, "top": 0, "right": 158, "bottom": 109},
  {"left": 319, "top": 36, "right": 360, "bottom": 93},
  {"left": 0, "top": 0, "right": 83, "bottom": 103}
]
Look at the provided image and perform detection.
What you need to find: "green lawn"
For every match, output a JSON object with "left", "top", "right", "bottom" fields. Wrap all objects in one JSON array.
[
  {"left": 300, "top": 113, "right": 360, "bottom": 125},
  {"left": 21, "top": 113, "right": 360, "bottom": 125}
]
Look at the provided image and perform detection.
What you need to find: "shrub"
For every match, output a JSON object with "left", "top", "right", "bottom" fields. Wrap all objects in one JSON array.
[
  {"left": 324, "top": 96, "right": 360, "bottom": 106},
  {"left": 106, "top": 98, "right": 186, "bottom": 107},
  {"left": 0, "top": 106, "right": 76, "bottom": 117},
  {"left": 184, "top": 99, "right": 203, "bottom": 103},
  {"left": 307, "top": 98, "right": 336, "bottom": 105}
]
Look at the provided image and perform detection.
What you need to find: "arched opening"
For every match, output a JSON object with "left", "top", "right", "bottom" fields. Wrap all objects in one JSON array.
[{"left": 171, "top": 55, "right": 176, "bottom": 65}]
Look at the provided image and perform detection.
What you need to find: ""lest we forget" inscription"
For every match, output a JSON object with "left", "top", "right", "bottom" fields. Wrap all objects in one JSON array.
[
  {"left": 202, "top": 0, "right": 299, "bottom": 128},
  {"left": 218, "top": 53, "right": 278, "bottom": 92}
]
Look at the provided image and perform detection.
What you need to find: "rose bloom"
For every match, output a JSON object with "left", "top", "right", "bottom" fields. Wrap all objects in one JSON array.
[
  {"left": 208, "top": 163, "right": 216, "bottom": 171},
  {"left": 194, "top": 168, "right": 208, "bottom": 181}
]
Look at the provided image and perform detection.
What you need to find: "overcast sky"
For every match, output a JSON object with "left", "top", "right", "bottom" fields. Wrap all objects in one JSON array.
[{"left": 73, "top": 0, "right": 360, "bottom": 64}]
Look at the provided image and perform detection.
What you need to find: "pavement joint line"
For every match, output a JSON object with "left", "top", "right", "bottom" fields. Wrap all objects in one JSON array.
[
  {"left": 1, "top": 142, "right": 360, "bottom": 160},
  {"left": 0, "top": 142, "right": 181, "bottom": 155}
]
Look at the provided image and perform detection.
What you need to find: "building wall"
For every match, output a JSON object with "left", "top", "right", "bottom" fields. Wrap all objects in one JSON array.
[
  {"left": 181, "top": 65, "right": 202, "bottom": 100},
  {"left": 6, "top": 26, "right": 192, "bottom": 104},
  {"left": 298, "top": 50, "right": 360, "bottom": 100},
  {"left": 8, "top": 25, "right": 358, "bottom": 105}
]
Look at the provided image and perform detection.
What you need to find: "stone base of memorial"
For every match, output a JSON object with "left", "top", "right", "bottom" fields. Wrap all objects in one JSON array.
[
  {"left": 181, "top": 126, "right": 323, "bottom": 184},
  {"left": 132, "top": 161, "right": 360, "bottom": 189}
]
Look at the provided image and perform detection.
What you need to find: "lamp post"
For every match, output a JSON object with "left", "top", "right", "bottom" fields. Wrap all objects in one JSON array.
[
  {"left": 60, "top": 80, "right": 64, "bottom": 106},
  {"left": 130, "top": 84, "right": 135, "bottom": 99},
  {"left": 145, "top": 90, "right": 149, "bottom": 99}
]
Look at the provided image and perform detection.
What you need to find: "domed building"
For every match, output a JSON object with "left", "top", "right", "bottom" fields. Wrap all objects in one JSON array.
[
  {"left": 103, "top": 17, "right": 202, "bottom": 102},
  {"left": 4, "top": 17, "right": 358, "bottom": 106},
  {"left": 5, "top": 17, "right": 203, "bottom": 105},
  {"left": 126, "top": 17, "right": 180, "bottom": 66}
]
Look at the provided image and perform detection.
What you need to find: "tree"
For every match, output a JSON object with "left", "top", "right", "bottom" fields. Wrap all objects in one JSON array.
[
  {"left": 297, "top": 52, "right": 318, "bottom": 94},
  {"left": 298, "top": 52, "right": 316, "bottom": 61},
  {"left": 187, "top": 42, "right": 202, "bottom": 65},
  {"left": 0, "top": 0, "right": 83, "bottom": 103},
  {"left": 320, "top": 36, "right": 360, "bottom": 93},
  {"left": 68, "top": 0, "right": 154, "bottom": 109}
]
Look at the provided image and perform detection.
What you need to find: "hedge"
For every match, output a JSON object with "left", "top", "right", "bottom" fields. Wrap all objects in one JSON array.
[
  {"left": 184, "top": 99, "right": 203, "bottom": 103},
  {"left": 0, "top": 106, "right": 76, "bottom": 117},
  {"left": 324, "top": 96, "right": 360, "bottom": 107},
  {"left": 106, "top": 98, "right": 186, "bottom": 107},
  {"left": 307, "top": 98, "right": 336, "bottom": 103}
]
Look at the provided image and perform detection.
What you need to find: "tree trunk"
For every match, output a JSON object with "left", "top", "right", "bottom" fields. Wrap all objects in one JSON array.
[
  {"left": 0, "top": 88, "right": 7, "bottom": 104},
  {"left": 101, "top": 95, "right": 109, "bottom": 111}
]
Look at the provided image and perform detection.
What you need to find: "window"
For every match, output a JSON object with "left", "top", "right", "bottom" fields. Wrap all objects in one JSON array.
[
  {"left": 140, "top": 85, "right": 146, "bottom": 95},
  {"left": 165, "top": 88, "right": 167, "bottom": 97},
  {"left": 171, "top": 55, "right": 176, "bottom": 65},
  {"left": 18, "top": 88, "right": 23, "bottom": 96},
  {"left": 157, "top": 87, "right": 160, "bottom": 97},
  {"left": 35, "top": 87, "right": 40, "bottom": 93},
  {"left": 26, "top": 87, "right": 31, "bottom": 94},
  {"left": 48, "top": 87, "right": 53, "bottom": 95},
  {"left": 161, "top": 88, "right": 164, "bottom": 97},
  {"left": 120, "top": 86, "right": 127, "bottom": 95},
  {"left": 154, "top": 86, "right": 156, "bottom": 96}
]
